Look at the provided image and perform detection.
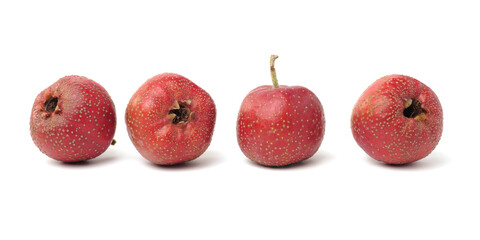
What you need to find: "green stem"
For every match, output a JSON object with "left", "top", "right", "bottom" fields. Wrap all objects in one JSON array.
[{"left": 270, "top": 55, "right": 279, "bottom": 88}]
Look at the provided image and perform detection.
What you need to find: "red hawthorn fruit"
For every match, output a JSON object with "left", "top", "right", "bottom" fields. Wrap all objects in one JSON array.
[
  {"left": 351, "top": 74, "right": 443, "bottom": 164},
  {"left": 125, "top": 73, "right": 216, "bottom": 165},
  {"left": 237, "top": 55, "right": 326, "bottom": 167},
  {"left": 30, "top": 75, "right": 117, "bottom": 162}
]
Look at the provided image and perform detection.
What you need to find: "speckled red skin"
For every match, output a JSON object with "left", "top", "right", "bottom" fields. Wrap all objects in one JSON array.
[
  {"left": 126, "top": 73, "right": 216, "bottom": 165},
  {"left": 351, "top": 74, "right": 443, "bottom": 164},
  {"left": 237, "top": 85, "right": 325, "bottom": 166},
  {"left": 30, "top": 76, "right": 117, "bottom": 162}
]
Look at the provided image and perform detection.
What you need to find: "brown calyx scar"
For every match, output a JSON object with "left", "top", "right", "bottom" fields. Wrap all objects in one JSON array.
[
  {"left": 169, "top": 100, "right": 193, "bottom": 124},
  {"left": 403, "top": 98, "right": 427, "bottom": 119},
  {"left": 45, "top": 97, "right": 59, "bottom": 113}
]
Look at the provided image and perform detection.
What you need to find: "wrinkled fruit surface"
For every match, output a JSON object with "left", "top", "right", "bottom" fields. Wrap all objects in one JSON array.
[
  {"left": 237, "top": 85, "right": 325, "bottom": 166},
  {"left": 351, "top": 74, "right": 443, "bottom": 164},
  {"left": 30, "top": 75, "right": 117, "bottom": 162},
  {"left": 125, "top": 73, "right": 216, "bottom": 165}
]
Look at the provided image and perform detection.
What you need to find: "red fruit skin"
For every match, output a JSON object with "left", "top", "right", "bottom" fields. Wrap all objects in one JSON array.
[
  {"left": 30, "top": 75, "right": 117, "bottom": 162},
  {"left": 237, "top": 85, "right": 325, "bottom": 166},
  {"left": 351, "top": 74, "right": 443, "bottom": 164},
  {"left": 125, "top": 73, "right": 216, "bottom": 165}
]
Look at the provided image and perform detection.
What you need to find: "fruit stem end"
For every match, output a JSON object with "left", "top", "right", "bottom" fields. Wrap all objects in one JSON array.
[{"left": 270, "top": 55, "right": 280, "bottom": 88}]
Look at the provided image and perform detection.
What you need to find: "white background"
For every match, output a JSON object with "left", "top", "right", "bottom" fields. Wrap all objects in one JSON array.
[{"left": 1, "top": 0, "right": 479, "bottom": 239}]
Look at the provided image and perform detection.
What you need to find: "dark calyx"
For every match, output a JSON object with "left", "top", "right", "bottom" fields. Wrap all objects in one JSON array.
[
  {"left": 169, "top": 102, "right": 191, "bottom": 124},
  {"left": 403, "top": 98, "right": 427, "bottom": 118},
  {"left": 45, "top": 97, "right": 58, "bottom": 113}
]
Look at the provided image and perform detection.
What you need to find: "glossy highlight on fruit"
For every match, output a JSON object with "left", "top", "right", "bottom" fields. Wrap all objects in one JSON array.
[
  {"left": 125, "top": 73, "right": 216, "bottom": 165},
  {"left": 351, "top": 74, "right": 443, "bottom": 164},
  {"left": 237, "top": 55, "right": 326, "bottom": 166},
  {"left": 30, "top": 75, "right": 117, "bottom": 162}
]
